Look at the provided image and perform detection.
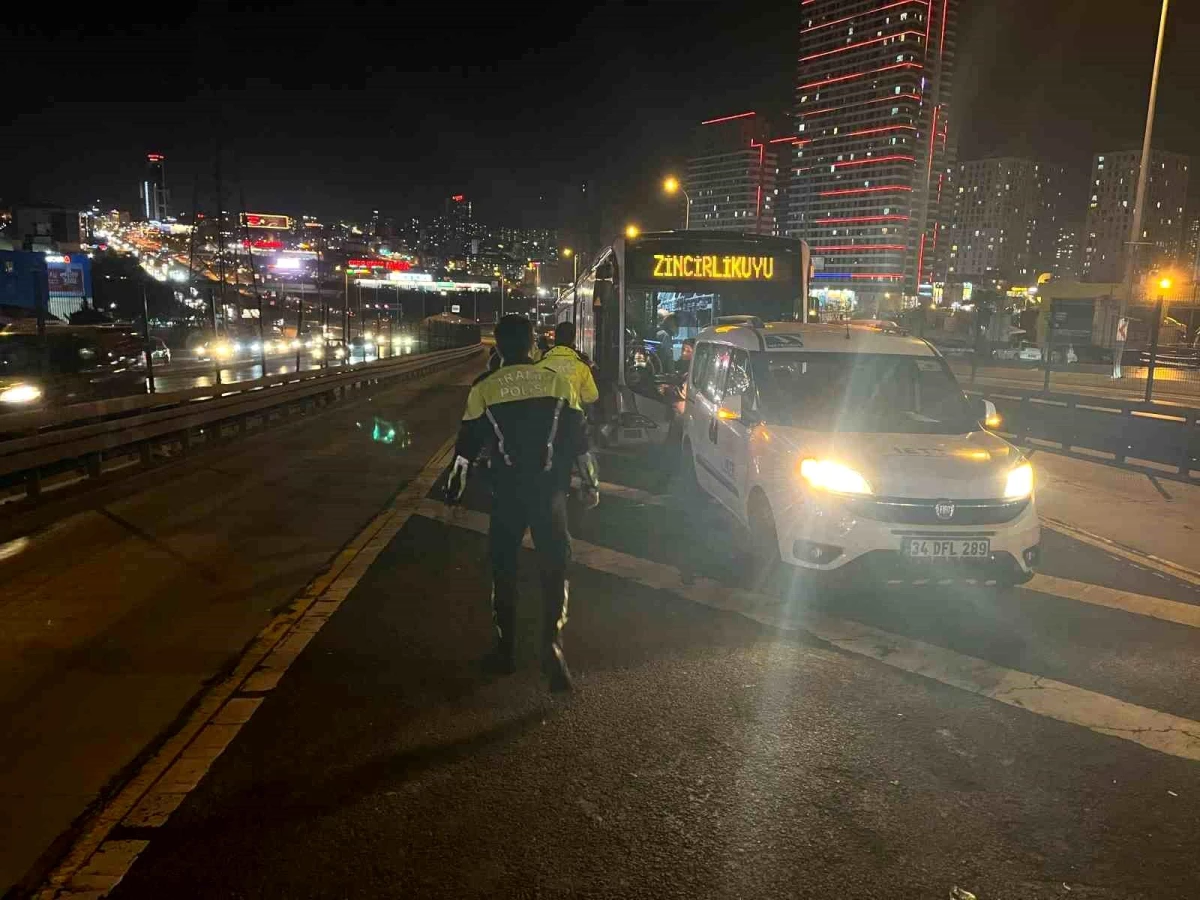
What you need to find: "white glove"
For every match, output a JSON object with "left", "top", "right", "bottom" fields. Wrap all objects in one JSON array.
[
  {"left": 575, "top": 452, "right": 600, "bottom": 509},
  {"left": 444, "top": 455, "right": 470, "bottom": 505}
]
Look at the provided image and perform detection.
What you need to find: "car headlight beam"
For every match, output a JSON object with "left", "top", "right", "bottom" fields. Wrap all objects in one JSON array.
[
  {"left": 1004, "top": 462, "right": 1034, "bottom": 499},
  {"left": 0, "top": 383, "right": 43, "bottom": 405},
  {"left": 798, "top": 458, "right": 873, "bottom": 496}
]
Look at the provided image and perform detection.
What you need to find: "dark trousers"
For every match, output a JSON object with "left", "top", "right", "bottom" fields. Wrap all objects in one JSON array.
[{"left": 488, "top": 480, "right": 571, "bottom": 657}]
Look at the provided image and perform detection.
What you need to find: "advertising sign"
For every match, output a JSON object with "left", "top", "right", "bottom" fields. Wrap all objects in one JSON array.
[
  {"left": 47, "top": 265, "right": 84, "bottom": 296},
  {"left": 240, "top": 213, "right": 292, "bottom": 230}
]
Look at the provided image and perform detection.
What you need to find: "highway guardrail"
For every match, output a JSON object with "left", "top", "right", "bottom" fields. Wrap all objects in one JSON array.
[
  {"left": 0, "top": 344, "right": 482, "bottom": 499},
  {"left": 966, "top": 386, "right": 1199, "bottom": 480}
]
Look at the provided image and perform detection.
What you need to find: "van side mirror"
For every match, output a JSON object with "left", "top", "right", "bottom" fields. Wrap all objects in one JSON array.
[
  {"left": 717, "top": 393, "right": 744, "bottom": 422},
  {"left": 970, "top": 396, "right": 1001, "bottom": 429}
]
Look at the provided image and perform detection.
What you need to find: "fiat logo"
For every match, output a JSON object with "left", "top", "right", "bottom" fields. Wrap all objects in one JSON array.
[{"left": 934, "top": 500, "right": 955, "bottom": 520}]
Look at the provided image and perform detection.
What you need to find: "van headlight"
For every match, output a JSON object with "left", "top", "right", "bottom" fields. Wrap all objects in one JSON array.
[
  {"left": 1004, "top": 462, "right": 1034, "bottom": 499},
  {"left": 798, "top": 458, "right": 873, "bottom": 495},
  {"left": 0, "top": 383, "right": 43, "bottom": 404}
]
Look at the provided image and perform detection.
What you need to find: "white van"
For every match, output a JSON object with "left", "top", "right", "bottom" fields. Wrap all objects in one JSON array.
[{"left": 681, "top": 322, "right": 1040, "bottom": 589}]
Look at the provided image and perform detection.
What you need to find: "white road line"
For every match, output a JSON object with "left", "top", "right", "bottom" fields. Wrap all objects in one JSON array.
[
  {"left": 39, "top": 438, "right": 456, "bottom": 899},
  {"left": 1024, "top": 573, "right": 1200, "bottom": 630},
  {"left": 418, "top": 500, "right": 1200, "bottom": 764},
  {"left": 1041, "top": 515, "right": 1200, "bottom": 590}
]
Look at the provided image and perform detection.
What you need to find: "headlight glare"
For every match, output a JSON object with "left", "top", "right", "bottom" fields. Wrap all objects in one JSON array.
[
  {"left": 1004, "top": 462, "right": 1034, "bottom": 499},
  {"left": 798, "top": 458, "right": 873, "bottom": 495},
  {"left": 0, "top": 383, "right": 43, "bottom": 404}
]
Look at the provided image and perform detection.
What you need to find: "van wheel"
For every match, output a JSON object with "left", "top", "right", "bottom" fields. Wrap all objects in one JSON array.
[{"left": 746, "top": 492, "right": 783, "bottom": 593}]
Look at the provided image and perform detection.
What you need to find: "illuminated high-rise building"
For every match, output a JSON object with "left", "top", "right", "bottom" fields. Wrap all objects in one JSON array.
[
  {"left": 788, "top": 0, "right": 957, "bottom": 310},
  {"left": 685, "top": 112, "right": 784, "bottom": 235},
  {"left": 943, "top": 157, "right": 1065, "bottom": 284},
  {"left": 139, "top": 153, "right": 169, "bottom": 222},
  {"left": 1082, "top": 149, "right": 1189, "bottom": 283}
]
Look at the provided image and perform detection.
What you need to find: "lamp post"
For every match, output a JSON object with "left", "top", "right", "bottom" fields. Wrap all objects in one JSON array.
[
  {"left": 662, "top": 176, "right": 690, "bottom": 230},
  {"left": 625, "top": 224, "right": 640, "bottom": 240},
  {"left": 1116, "top": 0, "right": 1170, "bottom": 380},
  {"left": 1145, "top": 276, "right": 1172, "bottom": 402},
  {"left": 562, "top": 247, "right": 578, "bottom": 283}
]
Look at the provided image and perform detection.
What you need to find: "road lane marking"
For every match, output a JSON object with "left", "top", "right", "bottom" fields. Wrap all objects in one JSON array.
[
  {"left": 38, "top": 437, "right": 457, "bottom": 899},
  {"left": 417, "top": 500, "right": 1200, "bottom": 764},
  {"left": 1040, "top": 515, "right": 1200, "bottom": 589},
  {"left": 1024, "top": 573, "right": 1200, "bottom": 629}
]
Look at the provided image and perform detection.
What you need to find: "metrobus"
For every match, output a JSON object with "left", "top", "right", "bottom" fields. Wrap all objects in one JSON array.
[{"left": 555, "top": 230, "right": 810, "bottom": 446}]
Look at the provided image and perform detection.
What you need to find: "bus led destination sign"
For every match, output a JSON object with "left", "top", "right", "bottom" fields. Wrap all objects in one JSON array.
[{"left": 652, "top": 254, "right": 775, "bottom": 280}]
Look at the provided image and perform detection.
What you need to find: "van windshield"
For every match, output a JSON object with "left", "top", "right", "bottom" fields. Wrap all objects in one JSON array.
[{"left": 751, "top": 352, "right": 977, "bottom": 435}]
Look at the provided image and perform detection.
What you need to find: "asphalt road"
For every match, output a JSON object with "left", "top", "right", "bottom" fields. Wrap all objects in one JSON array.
[
  {"left": 0, "top": 359, "right": 480, "bottom": 896},
  {"left": 22, "top": 410, "right": 1196, "bottom": 897}
]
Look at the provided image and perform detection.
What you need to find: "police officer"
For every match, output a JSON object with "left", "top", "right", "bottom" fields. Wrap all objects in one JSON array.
[
  {"left": 445, "top": 314, "right": 599, "bottom": 691},
  {"left": 538, "top": 320, "right": 599, "bottom": 407}
]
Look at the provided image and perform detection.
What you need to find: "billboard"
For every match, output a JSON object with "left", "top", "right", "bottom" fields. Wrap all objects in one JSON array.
[
  {"left": 47, "top": 266, "right": 84, "bottom": 296},
  {"left": 240, "top": 213, "right": 292, "bottom": 230}
]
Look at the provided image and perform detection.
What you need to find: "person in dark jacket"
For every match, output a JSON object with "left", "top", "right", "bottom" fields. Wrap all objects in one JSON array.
[{"left": 445, "top": 315, "right": 598, "bottom": 691}]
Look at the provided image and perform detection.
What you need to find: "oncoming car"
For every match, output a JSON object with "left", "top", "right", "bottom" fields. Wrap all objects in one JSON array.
[{"left": 680, "top": 322, "right": 1040, "bottom": 590}]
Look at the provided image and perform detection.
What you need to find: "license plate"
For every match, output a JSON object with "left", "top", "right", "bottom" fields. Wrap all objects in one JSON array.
[{"left": 902, "top": 538, "right": 990, "bottom": 560}]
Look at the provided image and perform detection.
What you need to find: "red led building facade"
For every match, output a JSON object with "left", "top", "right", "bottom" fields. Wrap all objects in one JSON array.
[{"left": 788, "top": 0, "right": 957, "bottom": 307}]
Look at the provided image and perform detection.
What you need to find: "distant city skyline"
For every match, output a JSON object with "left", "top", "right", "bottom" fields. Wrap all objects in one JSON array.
[{"left": 3, "top": 2, "right": 1199, "bottom": 240}]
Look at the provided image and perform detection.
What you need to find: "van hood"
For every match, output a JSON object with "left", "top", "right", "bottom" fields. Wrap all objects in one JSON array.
[{"left": 768, "top": 427, "right": 1026, "bottom": 501}]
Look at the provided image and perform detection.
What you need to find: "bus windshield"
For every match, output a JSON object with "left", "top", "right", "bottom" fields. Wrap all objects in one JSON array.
[{"left": 752, "top": 352, "right": 977, "bottom": 435}]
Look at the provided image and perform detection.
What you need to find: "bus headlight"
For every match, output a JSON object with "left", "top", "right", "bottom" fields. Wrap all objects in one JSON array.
[
  {"left": 0, "top": 383, "right": 43, "bottom": 404},
  {"left": 1004, "top": 462, "right": 1034, "bottom": 499},
  {"left": 798, "top": 458, "right": 873, "bottom": 495}
]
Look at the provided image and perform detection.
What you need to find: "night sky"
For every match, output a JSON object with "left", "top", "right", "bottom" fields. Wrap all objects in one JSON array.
[{"left": 3, "top": 1, "right": 1197, "bottom": 240}]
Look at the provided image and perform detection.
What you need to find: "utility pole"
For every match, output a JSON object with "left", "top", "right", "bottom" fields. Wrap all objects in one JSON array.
[
  {"left": 314, "top": 231, "right": 326, "bottom": 368},
  {"left": 238, "top": 185, "right": 267, "bottom": 377},
  {"left": 214, "top": 145, "right": 227, "bottom": 341},
  {"left": 142, "top": 284, "right": 156, "bottom": 394},
  {"left": 1116, "top": 0, "right": 1170, "bottom": 379}
]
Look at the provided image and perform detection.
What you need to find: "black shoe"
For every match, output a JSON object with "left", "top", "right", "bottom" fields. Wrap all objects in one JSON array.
[
  {"left": 482, "top": 644, "right": 516, "bottom": 676},
  {"left": 543, "top": 645, "right": 573, "bottom": 693}
]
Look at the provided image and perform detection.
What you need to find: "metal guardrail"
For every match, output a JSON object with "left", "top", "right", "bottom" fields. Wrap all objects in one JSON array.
[
  {"left": 0, "top": 344, "right": 482, "bottom": 498},
  {"left": 966, "top": 385, "right": 1199, "bottom": 480}
]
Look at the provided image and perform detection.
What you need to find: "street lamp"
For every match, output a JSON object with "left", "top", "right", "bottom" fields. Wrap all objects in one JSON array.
[
  {"left": 663, "top": 176, "right": 690, "bottom": 230},
  {"left": 562, "top": 247, "right": 578, "bottom": 282},
  {"left": 1116, "top": 0, "right": 1170, "bottom": 381},
  {"left": 625, "top": 224, "right": 640, "bottom": 240},
  {"left": 1146, "top": 276, "right": 1173, "bottom": 402}
]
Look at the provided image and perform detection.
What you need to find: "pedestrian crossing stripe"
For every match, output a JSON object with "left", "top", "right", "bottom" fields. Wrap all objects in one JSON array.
[{"left": 417, "top": 499, "right": 1200, "bottom": 764}]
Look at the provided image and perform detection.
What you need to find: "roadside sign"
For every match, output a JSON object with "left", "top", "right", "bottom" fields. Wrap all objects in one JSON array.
[
  {"left": 451, "top": 304, "right": 461, "bottom": 314},
  {"left": 1116, "top": 317, "right": 1129, "bottom": 342}
]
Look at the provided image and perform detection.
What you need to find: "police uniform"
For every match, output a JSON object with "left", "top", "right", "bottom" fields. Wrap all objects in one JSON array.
[
  {"left": 538, "top": 344, "right": 599, "bottom": 407},
  {"left": 450, "top": 362, "right": 596, "bottom": 685}
]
